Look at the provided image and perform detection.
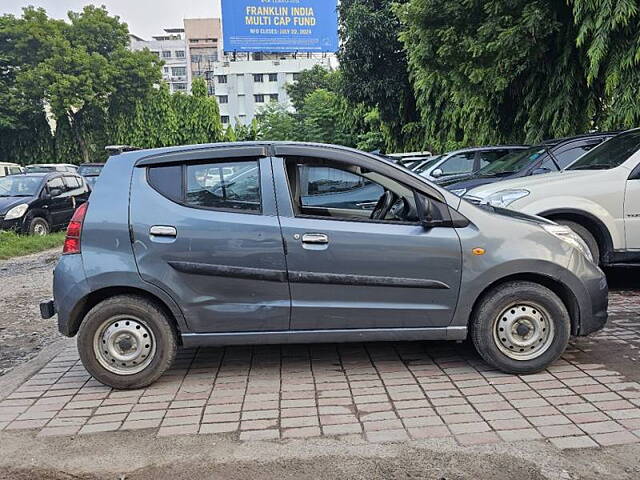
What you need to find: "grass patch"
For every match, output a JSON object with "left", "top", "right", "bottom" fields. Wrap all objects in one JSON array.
[{"left": 0, "top": 230, "right": 65, "bottom": 260}]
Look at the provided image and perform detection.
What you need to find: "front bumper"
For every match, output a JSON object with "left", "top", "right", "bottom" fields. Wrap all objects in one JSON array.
[
  {"left": 0, "top": 217, "right": 23, "bottom": 232},
  {"left": 567, "top": 251, "right": 608, "bottom": 336}
]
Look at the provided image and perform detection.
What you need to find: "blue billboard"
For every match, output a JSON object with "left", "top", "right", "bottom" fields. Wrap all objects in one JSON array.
[{"left": 221, "top": 0, "right": 338, "bottom": 53}]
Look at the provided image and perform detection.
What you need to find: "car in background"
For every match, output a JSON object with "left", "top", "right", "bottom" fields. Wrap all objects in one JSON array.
[
  {"left": 0, "top": 162, "right": 24, "bottom": 177},
  {"left": 77, "top": 163, "right": 105, "bottom": 188},
  {"left": 387, "top": 151, "right": 433, "bottom": 170},
  {"left": 418, "top": 146, "right": 530, "bottom": 183},
  {"left": 26, "top": 163, "right": 78, "bottom": 173},
  {"left": 464, "top": 128, "right": 640, "bottom": 266},
  {"left": 0, "top": 172, "right": 89, "bottom": 235},
  {"left": 441, "top": 132, "right": 617, "bottom": 196},
  {"left": 42, "top": 141, "right": 606, "bottom": 389}
]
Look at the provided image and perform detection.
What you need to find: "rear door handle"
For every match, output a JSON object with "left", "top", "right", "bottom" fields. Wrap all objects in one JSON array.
[
  {"left": 150, "top": 226, "right": 177, "bottom": 237},
  {"left": 301, "top": 233, "right": 329, "bottom": 244}
]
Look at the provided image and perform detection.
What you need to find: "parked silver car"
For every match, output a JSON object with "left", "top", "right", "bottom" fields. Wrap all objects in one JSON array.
[{"left": 41, "top": 142, "right": 608, "bottom": 389}]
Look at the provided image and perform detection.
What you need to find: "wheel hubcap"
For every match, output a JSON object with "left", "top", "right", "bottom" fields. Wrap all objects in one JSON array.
[
  {"left": 493, "top": 303, "right": 554, "bottom": 361},
  {"left": 34, "top": 223, "right": 46, "bottom": 236},
  {"left": 93, "top": 315, "right": 156, "bottom": 375}
]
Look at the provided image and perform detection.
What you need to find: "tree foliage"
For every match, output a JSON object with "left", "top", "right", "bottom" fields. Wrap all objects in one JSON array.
[
  {"left": 285, "top": 65, "right": 340, "bottom": 112},
  {"left": 338, "top": 0, "right": 422, "bottom": 151}
]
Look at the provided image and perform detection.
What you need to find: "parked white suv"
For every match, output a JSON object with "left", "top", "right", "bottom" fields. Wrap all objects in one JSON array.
[
  {"left": 464, "top": 129, "right": 640, "bottom": 266},
  {"left": 0, "top": 162, "right": 24, "bottom": 177}
]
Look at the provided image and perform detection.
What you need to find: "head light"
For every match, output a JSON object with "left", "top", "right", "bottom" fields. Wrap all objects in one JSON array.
[
  {"left": 542, "top": 224, "right": 594, "bottom": 263},
  {"left": 5, "top": 203, "right": 28, "bottom": 220},
  {"left": 483, "top": 189, "right": 530, "bottom": 208},
  {"left": 449, "top": 188, "right": 467, "bottom": 197}
]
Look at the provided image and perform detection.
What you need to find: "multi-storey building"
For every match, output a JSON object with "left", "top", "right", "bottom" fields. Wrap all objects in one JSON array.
[
  {"left": 213, "top": 54, "right": 333, "bottom": 127},
  {"left": 129, "top": 31, "right": 189, "bottom": 93},
  {"left": 131, "top": 19, "right": 335, "bottom": 127}
]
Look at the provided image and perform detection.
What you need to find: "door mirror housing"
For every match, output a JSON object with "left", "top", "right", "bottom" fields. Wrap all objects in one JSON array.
[
  {"left": 431, "top": 168, "right": 444, "bottom": 179},
  {"left": 49, "top": 187, "right": 63, "bottom": 198},
  {"left": 415, "top": 192, "right": 470, "bottom": 229}
]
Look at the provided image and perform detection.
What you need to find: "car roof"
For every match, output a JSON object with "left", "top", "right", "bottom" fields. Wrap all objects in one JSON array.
[
  {"left": 79, "top": 163, "right": 105, "bottom": 166},
  {"left": 445, "top": 145, "right": 530, "bottom": 155}
]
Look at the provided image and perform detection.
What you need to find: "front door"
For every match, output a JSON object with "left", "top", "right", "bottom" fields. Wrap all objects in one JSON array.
[
  {"left": 130, "top": 150, "right": 290, "bottom": 333},
  {"left": 273, "top": 153, "right": 462, "bottom": 331},
  {"left": 625, "top": 165, "right": 640, "bottom": 249}
]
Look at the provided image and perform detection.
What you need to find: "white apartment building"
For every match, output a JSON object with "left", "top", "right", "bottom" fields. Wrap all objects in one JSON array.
[
  {"left": 213, "top": 55, "right": 333, "bottom": 127},
  {"left": 131, "top": 20, "right": 335, "bottom": 126},
  {"left": 129, "top": 31, "right": 189, "bottom": 93}
]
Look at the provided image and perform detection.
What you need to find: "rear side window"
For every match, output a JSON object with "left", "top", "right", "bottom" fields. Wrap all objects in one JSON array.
[
  {"left": 440, "top": 153, "right": 475, "bottom": 175},
  {"left": 478, "top": 150, "right": 509, "bottom": 168},
  {"left": 147, "top": 160, "right": 262, "bottom": 213},
  {"left": 148, "top": 165, "right": 182, "bottom": 202},
  {"left": 186, "top": 161, "right": 261, "bottom": 213}
]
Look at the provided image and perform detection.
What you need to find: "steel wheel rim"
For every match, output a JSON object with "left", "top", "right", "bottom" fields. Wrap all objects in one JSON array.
[
  {"left": 492, "top": 302, "right": 555, "bottom": 361},
  {"left": 93, "top": 315, "right": 156, "bottom": 375},
  {"left": 34, "top": 222, "right": 47, "bottom": 236}
]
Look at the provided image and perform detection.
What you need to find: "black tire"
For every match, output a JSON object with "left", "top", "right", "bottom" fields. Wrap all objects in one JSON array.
[
  {"left": 470, "top": 281, "right": 570, "bottom": 374},
  {"left": 77, "top": 295, "right": 177, "bottom": 389},
  {"left": 27, "top": 216, "right": 50, "bottom": 236},
  {"left": 556, "top": 220, "right": 600, "bottom": 264}
]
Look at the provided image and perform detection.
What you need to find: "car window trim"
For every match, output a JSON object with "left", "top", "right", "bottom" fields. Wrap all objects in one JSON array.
[{"left": 136, "top": 145, "right": 270, "bottom": 167}]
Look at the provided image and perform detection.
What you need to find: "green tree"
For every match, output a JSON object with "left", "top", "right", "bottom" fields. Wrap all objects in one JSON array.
[
  {"left": 338, "top": 0, "right": 422, "bottom": 151},
  {"left": 223, "top": 124, "right": 237, "bottom": 142},
  {"left": 285, "top": 65, "right": 340, "bottom": 112},
  {"left": 397, "top": 0, "right": 600, "bottom": 149},
  {"left": 255, "top": 102, "right": 298, "bottom": 141},
  {"left": 173, "top": 77, "right": 223, "bottom": 145}
]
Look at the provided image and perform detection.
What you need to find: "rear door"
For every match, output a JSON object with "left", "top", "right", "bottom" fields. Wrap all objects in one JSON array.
[
  {"left": 44, "top": 176, "right": 72, "bottom": 227},
  {"left": 129, "top": 147, "right": 291, "bottom": 333}
]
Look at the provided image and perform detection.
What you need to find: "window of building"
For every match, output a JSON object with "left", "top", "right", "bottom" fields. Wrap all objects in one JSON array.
[
  {"left": 186, "top": 161, "right": 261, "bottom": 213},
  {"left": 191, "top": 55, "right": 202, "bottom": 63},
  {"left": 254, "top": 94, "right": 265, "bottom": 103},
  {"left": 292, "top": 73, "right": 301, "bottom": 81},
  {"left": 173, "top": 83, "right": 188, "bottom": 91},
  {"left": 207, "top": 54, "right": 218, "bottom": 62},
  {"left": 221, "top": 116, "right": 230, "bottom": 124},
  {"left": 150, "top": 51, "right": 160, "bottom": 57},
  {"left": 175, "top": 50, "right": 185, "bottom": 58},
  {"left": 268, "top": 73, "right": 278, "bottom": 82},
  {"left": 253, "top": 74, "right": 264, "bottom": 83},
  {"left": 217, "top": 75, "right": 227, "bottom": 83},
  {"left": 163, "top": 66, "right": 169, "bottom": 73},
  {"left": 162, "top": 50, "right": 171, "bottom": 58},
  {"left": 172, "top": 67, "right": 186, "bottom": 77},
  {"left": 269, "top": 94, "right": 279, "bottom": 102},
  {"left": 218, "top": 95, "right": 228, "bottom": 104}
]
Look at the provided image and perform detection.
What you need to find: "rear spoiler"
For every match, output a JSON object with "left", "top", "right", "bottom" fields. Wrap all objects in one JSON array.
[{"left": 105, "top": 145, "right": 141, "bottom": 155}]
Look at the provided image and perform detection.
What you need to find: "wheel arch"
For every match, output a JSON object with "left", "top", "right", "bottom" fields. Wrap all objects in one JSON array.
[
  {"left": 469, "top": 272, "right": 581, "bottom": 336},
  {"left": 539, "top": 208, "right": 614, "bottom": 263},
  {"left": 66, "top": 286, "right": 183, "bottom": 342}
]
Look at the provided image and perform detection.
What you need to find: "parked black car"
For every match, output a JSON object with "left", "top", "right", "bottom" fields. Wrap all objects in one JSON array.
[
  {"left": 0, "top": 172, "right": 89, "bottom": 235},
  {"left": 440, "top": 132, "right": 618, "bottom": 195}
]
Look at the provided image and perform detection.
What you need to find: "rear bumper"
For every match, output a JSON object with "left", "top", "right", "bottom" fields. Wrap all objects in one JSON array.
[{"left": 52, "top": 254, "right": 91, "bottom": 337}]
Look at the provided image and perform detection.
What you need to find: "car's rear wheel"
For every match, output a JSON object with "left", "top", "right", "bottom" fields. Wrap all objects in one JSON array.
[
  {"left": 28, "top": 217, "right": 50, "bottom": 236},
  {"left": 470, "top": 281, "right": 570, "bottom": 374},
  {"left": 555, "top": 220, "right": 600, "bottom": 264},
  {"left": 77, "top": 295, "right": 177, "bottom": 389}
]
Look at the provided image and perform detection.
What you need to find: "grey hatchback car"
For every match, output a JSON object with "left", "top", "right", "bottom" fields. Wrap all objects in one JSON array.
[{"left": 41, "top": 142, "right": 608, "bottom": 389}]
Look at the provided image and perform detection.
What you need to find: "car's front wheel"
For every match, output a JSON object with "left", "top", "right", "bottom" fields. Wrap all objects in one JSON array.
[
  {"left": 28, "top": 216, "right": 50, "bottom": 236},
  {"left": 77, "top": 295, "right": 177, "bottom": 389},
  {"left": 470, "top": 281, "right": 570, "bottom": 374}
]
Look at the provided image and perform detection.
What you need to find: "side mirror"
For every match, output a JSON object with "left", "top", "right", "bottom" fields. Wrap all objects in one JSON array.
[
  {"left": 49, "top": 188, "right": 62, "bottom": 198},
  {"left": 415, "top": 192, "right": 470, "bottom": 229},
  {"left": 532, "top": 167, "right": 551, "bottom": 175},
  {"left": 431, "top": 168, "right": 443, "bottom": 179}
]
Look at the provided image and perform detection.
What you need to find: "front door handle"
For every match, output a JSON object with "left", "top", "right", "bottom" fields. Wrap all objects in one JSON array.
[
  {"left": 301, "top": 233, "right": 329, "bottom": 244},
  {"left": 150, "top": 225, "right": 177, "bottom": 237}
]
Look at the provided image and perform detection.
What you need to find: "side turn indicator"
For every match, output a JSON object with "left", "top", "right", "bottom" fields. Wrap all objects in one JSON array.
[{"left": 472, "top": 248, "right": 486, "bottom": 256}]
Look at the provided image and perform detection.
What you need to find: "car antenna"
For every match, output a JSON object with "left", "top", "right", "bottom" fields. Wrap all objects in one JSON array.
[{"left": 105, "top": 145, "right": 141, "bottom": 155}]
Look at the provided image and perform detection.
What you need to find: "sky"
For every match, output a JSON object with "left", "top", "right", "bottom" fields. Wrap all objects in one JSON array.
[{"left": 2, "top": 1, "right": 222, "bottom": 39}]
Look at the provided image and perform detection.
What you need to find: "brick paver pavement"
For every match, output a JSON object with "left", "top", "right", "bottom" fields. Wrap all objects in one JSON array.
[{"left": 1, "top": 292, "right": 639, "bottom": 449}]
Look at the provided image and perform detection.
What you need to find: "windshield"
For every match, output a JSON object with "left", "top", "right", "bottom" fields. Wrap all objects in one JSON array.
[
  {"left": 0, "top": 176, "right": 41, "bottom": 197},
  {"left": 78, "top": 165, "right": 103, "bottom": 176},
  {"left": 414, "top": 156, "right": 442, "bottom": 173},
  {"left": 476, "top": 147, "right": 546, "bottom": 175},
  {"left": 26, "top": 166, "right": 55, "bottom": 173},
  {"left": 568, "top": 130, "right": 640, "bottom": 170}
]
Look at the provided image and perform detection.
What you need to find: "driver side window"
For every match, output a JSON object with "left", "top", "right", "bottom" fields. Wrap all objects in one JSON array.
[{"left": 285, "top": 158, "right": 419, "bottom": 224}]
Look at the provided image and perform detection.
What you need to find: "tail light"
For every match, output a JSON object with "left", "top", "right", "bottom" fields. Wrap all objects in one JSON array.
[{"left": 63, "top": 202, "right": 88, "bottom": 255}]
